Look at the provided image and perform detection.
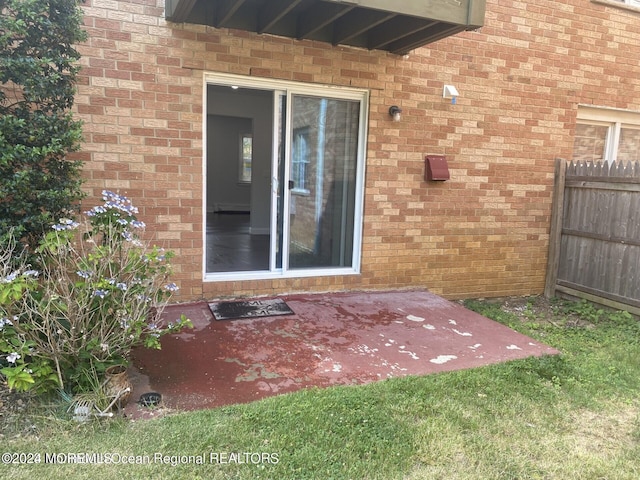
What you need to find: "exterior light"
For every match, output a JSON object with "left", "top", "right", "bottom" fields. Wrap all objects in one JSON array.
[
  {"left": 389, "top": 105, "right": 402, "bottom": 122},
  {"left": 443, "top": 85, "right": 459, "bottom": 104}
]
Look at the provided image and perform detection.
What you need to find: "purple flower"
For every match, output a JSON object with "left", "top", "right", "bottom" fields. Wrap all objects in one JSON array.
[
  {"left": 0, "top": 317, "right": 13, "bottom": 329},
  {"left": 86, "top": 205, "right": 107, "bottom": 216},
  {"left": 52, "top": 218, "right": 80, "bottom": 231},
  {"left": 77, "top": 270, "right": 93, "bottom": 279},
  {"left": 93, "top": 289, "right": 109, "bottom": 299},
  {"left": 2, "top": 271, "right": 18, "bottom": 283},
  {"left": 6, "top": 352, "right": 20, "bottom": 364}
]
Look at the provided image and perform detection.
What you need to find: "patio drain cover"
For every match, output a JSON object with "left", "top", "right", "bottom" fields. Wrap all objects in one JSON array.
[{"left": 209, "top": 298, "right": 294, "bottom": 321}]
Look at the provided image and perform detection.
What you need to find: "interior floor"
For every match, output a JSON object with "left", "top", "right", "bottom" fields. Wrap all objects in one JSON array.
[{"left": 206, "top": 212, "right": 270, "bottom": 272}]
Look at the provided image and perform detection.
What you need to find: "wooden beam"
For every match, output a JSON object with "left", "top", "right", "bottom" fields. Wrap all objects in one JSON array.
[
  {"left": 556, "top": 283, "right": 640, "bottom": 316},
  {"left": 215, "top": 0, "right": 246, "bottom": 27},
  {"left": 387, "top": 23, "right": 463, "bottom": 55},
  {"left": 560, "top": 228, "right": 640, "bottom": 248},
  {"left": 332, "top": 10, "right": 396, "bottom": 45},
  {"left": 258, "top": 0, "right": 302, "bottom": 34},
  {"left": 566, "top": 179, "right": 640, "bottom": 190},
  {"left": 166, "top": 0, "right": 199, "bottom": 22},
  {"left": 324, "top": 0, "right": 483, "bottom": 27},
  {"left": 297, "top": 3, "right": 355, "bottom": 40},
  {"left": 367, "top": 17, "right": 435, "bottom": 50},
  {"left": 544, "top": 158, "right": 568, "bottom": 299}
]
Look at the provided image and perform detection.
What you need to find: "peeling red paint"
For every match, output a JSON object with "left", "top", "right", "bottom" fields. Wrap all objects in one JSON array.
[{"left": 127, "top": 290, "right": 559, "bottom": 415}]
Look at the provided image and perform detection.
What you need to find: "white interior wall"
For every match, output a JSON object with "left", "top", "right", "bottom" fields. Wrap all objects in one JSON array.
[{"left": 207, "top": 86, "right": 273, "bottom": 234}]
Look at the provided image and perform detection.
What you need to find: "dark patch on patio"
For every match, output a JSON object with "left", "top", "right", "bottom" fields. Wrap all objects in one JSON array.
[
  {"left": 209, "top": 298, "right": 294, "bottom": 321},
  {"left": 127, "top": 290, "right": 559, "bottom": 416}
]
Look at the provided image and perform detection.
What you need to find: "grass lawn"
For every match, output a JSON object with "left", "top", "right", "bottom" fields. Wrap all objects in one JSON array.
[{"left": 2, "top": 297, "right": 639, "bottom": 479}]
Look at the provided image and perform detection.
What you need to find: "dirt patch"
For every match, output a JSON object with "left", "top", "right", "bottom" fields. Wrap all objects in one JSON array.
[
  {"left": 480, "top": 295, "right": 597, "bottom": 328},
  {"left": 0, "top": 382, "right": 39, "bottom": 439},
  {"left": 569, "top": 406, "right": 639, "bottom": 458}
]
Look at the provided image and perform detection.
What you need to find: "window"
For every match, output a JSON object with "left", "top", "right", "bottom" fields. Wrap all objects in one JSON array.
[
  {"left": 573, "top": 107, "right": 640, "bottom": 163},
  {"left": 592, "top": 0, "right": 640, "bottom": 12},
  {"left": 291, "top": 127, "right": 310, "bottom": 193},
  {"left": 239, "top": 133, "right": 252, "bottom": 183}
]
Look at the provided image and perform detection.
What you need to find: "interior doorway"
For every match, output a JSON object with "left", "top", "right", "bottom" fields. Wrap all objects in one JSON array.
[
  {"left": 206, "top": 86, "right": 273, "bottom": 273},
  {"left": 204, "top": 75, "right": 368, "bottom": 281}
]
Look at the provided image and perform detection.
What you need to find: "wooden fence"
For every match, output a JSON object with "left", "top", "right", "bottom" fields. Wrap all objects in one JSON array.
[{"left": 545, "top": 158, "right": 640, "bottom": 315}]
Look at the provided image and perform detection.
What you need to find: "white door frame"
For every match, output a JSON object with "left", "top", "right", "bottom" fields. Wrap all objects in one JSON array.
[{"left": 202, "top": 72, "right": 369, "bottom": 282}]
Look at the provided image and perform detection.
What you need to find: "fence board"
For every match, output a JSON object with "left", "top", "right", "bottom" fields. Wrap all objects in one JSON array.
[{"left": 546, "top": 159, "right": 640, "bottom": 314}]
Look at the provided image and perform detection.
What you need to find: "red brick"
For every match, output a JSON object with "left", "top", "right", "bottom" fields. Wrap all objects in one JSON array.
[{"left": 75, "top": 0, "right": 640, "bottom": 300}]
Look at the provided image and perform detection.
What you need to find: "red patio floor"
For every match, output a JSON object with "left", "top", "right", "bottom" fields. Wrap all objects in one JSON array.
[{"left": 127, "top": 290, "right": 558, "bottom": 415}]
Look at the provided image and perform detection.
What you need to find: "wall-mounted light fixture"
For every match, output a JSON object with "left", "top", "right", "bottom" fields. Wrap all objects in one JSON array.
[
  {"left": 388, "top": 105, "right": 402, "bottom": 122},
  {"left": 443, "top": 85, "right": 459, "bottom": 104}
]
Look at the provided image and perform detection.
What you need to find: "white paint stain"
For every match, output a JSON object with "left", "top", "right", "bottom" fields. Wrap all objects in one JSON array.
[
  {"left": 506, "top": 344, "right": 522, "bottom": 350},
  {"left": 350, "top": 344, "right": 379, "bottom": 356},
  {"left": 380, "top": 359, "right": 407, "bottom": 373},
  {"left": 423, "top": 324, "right": 436, "bottom": 330},
  {"left": 399, "top": 350, "right": 420, "bottom": 360},
  {"left": 452, "top": 329, "right": 472, "bottom": 337},
  {"left": 448, "top": 319, "right": 457, "bottom": 325},
  {"left": 406, "top": 314, "right": 425, "bottom": 322},
  {"left": 430, "top": 355, "right": 458, "bottom": 364},
  {"left": 468, "top": 344, "right": 482, "bottom": 350}
]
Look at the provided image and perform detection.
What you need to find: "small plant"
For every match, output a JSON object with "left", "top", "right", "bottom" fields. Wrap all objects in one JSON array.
[
  {"left": 561, "top": 299, "right": 605, "bottom": 323},
  {"left": 0, "top": 191, "right": 191, "bottom": 395}
]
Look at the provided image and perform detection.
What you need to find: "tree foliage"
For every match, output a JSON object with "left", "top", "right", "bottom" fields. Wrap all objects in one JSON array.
[{"left": 0, "top": 0, "right": 86, "bottom": 248}]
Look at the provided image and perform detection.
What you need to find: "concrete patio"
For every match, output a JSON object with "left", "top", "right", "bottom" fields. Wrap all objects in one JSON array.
[{"left": 127, "top": 290, "right": 559, "bottom": 416}]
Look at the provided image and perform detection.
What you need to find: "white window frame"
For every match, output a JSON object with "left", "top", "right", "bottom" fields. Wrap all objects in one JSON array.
[
  {"left": 575, "top": 105, "right": 640, "bottom": 163},
  {"left": 592, "top": 0, "right": 640, "bottom": 11},
  {"left": 291, "top": 127, "right": 310, "bottom": 195},
  {"left": 238, "top": 132, "right": 252, "bottom": 184}
]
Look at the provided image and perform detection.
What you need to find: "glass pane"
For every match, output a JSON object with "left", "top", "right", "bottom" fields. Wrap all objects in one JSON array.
[
  {"left": 288, "top": 95, "right": 359, "bottom": 269},
  {"left": 239, "top": 134, "right": 252, "bottom": 183},
  {"left": 275, "top": 93, "right": 286, "bottom": 269},
  {"left": 617, "top": 127, "right": 640, "bottom": 162},
  {"left": 572, "top": 123, "right": 608, "bottom": 162}
]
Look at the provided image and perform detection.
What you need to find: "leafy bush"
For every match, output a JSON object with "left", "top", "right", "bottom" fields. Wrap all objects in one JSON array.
[
  {"left": 0, "top": 0, "right": 86, "bottom": 249},
  {"left": 0, "top": 192, "right": 192, "bottom": 394}
]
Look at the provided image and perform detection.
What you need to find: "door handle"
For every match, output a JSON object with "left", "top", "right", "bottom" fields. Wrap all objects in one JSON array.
[{"left": 288, "top": 180, "right": 294, "bottom": 190}]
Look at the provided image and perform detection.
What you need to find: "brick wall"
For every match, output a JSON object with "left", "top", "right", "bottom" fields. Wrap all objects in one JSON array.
[{"left": 73, "top": 0, "right": 640, "bottom": 300}]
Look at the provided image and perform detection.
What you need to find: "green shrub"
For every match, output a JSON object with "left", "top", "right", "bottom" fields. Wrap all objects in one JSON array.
[
  {"left": 0, "top": 192, "right": 192, "bottom": 394},
  {"left": 0, "top": 0, "right": 86, "bottom": 249}
]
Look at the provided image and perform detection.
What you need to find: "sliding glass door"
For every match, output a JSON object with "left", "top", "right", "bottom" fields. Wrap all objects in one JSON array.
[
  {"left": 205, "top": 74, "right": 367, "bottom": 280},
  {"left": 286, "top": 95, "right": 360, "bottom": 270}
]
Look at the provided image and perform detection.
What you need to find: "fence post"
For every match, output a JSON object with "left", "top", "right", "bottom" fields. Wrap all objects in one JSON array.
[{"left": 544, "top": 158, "right": 567, "bottom": 299}]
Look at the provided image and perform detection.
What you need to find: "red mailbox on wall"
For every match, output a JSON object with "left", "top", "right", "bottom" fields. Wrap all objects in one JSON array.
[{"left": 425, "top": 155, "right": 450, "bottom": 181}]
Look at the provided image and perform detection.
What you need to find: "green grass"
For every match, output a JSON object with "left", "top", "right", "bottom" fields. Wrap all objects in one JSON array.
[{"left": 3, "top": 297, "right": 640, "bottom": 479}]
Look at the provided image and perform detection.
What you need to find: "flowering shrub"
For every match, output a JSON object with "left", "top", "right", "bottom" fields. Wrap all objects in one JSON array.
[{"left": 0, "top": 191, "right": 191, "bottom": 393}]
